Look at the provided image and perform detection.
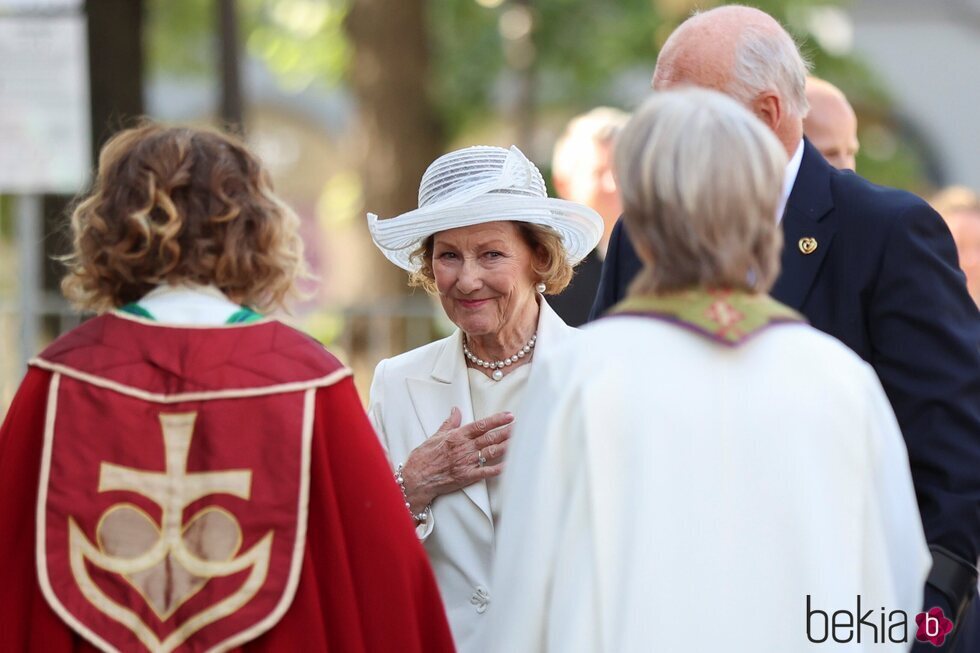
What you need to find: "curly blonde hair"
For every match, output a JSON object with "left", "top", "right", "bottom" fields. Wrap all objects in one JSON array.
[
  {"left": 407, "top": 222, "right": 573, "bottom": 295},
  {"left": 61, "top": 122, "right": 309, "bottom": 313}
]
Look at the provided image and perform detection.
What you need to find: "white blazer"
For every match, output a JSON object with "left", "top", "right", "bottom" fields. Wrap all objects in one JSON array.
[{"left": 368, "top": 299, "right": 575, "bottom": 653}]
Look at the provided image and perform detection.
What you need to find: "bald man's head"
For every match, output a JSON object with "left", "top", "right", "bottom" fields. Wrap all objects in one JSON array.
[
  {"left": 652, "top": 5, "right": 809, "bottom": 158},
  {"left": 804, "top": 76, "right": 859, "bottom": 170}
]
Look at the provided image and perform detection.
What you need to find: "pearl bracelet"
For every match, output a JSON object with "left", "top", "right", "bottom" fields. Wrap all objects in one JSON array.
[{"left": 395, "top": 463, "right": 430, "bottom": 525}]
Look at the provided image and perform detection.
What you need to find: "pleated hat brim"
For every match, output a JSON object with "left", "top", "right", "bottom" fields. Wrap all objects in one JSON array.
[
  {"left": 367, "top": 145, "right": 603, "bottom": 273},
  {"left": 368, "top": 196, "right": 602, "bottom": 272}
]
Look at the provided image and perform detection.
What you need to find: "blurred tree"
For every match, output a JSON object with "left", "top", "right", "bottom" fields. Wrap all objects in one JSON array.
[
  {"left": 344, "top": 0, "right": 444, "bottom": 289},
  {"left": 41, "top": 0, "right": 145, "bottom": 340},
  {"left": 342, "top": 0, "right": 444, "bottom": 373},
  {"left": 147, "top": 0, "right": 929, "bottom": 215},
  {"left": 88, "top": 0, "right": 145, "bottom": 153},
  {"left": 218, "top": 0, "right": 244, "bottom": 133},
  {"left": 144, "top": 0, "right": 933, "bottom": 296},
  {"left": 146, "top": 0, "right": 349, "bottom": 91}
]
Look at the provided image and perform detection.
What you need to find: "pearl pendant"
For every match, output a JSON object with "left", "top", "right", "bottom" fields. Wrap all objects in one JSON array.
[{"left": 462, "top": 332, "right": 537, "bottom": 382}]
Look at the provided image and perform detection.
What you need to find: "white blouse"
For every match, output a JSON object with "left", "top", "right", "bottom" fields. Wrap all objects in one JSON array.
[{"left": 466, "top": 364, "right": 531, "bottom": 528}]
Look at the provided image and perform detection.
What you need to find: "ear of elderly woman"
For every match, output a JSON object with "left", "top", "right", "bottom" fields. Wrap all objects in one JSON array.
[{"left": 367, "top": 145, "right": 602, "bottom": 651}]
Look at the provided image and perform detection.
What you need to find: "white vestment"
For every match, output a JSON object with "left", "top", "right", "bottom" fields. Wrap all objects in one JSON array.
[{"left": 488, "top": 313, "right": 930, "bottom": 653}]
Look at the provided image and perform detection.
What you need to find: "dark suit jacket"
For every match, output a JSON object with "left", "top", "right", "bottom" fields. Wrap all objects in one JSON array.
[
  {"left": 548, "top": 248, "right": 603, "bottom": 327},
  {"left": 591, "top": 139, "right": 980, "bottom": 644}
]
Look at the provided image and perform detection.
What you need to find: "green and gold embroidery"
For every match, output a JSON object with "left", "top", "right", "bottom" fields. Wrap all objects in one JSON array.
[{"left": 609, "top": 289, "right": 805, "bottom": 346}]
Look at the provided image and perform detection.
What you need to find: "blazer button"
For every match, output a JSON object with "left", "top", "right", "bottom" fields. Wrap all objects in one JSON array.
[{"left": 470, "top": 586, "right": 490, "bottom": 614}]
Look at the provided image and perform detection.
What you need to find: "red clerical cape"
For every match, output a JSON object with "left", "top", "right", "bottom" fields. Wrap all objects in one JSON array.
[{"left": 0, "top": 312, "right": 455, "bottom": 653}]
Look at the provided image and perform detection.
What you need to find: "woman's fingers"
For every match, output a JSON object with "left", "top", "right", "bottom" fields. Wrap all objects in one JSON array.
[
  {"left": 462, "top": 441, "right": 508, "bottom": 480},
  {"left": 413, "top": 411, "right": 515, "bottom": 497},
  {"left": 435, "top": 406, "right": 462, "bottom": 436},
  {"left": 472, "top": 425, "right": 513, "bottom": 450},
  {"left": 474, "top": 462, "right": 505, "bottom": 480},
  {"left": 482, "top": 441, "right": 507, "bottom": 464},
  {"left": 458, "top": 411, "right": 514, "bottom": 440}
]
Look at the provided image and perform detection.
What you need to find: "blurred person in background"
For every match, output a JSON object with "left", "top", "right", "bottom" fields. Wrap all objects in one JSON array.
[
  {"left": 590, "top": 8, "right": 980, "bottom": 649},
  {"left": 366, "top": 144, "right": 602, "bottom": 652},
  {"left": 931, "top": 186, "right": 980, "bottom": 307},
  {"left": 548, "top": 107, "right": 631, "bottom": 326},
  {"left": 0, "top": 123, "right": 455, "bottom": 653},
  {"left": 490, "top": 86, "right": 929, "bottom": 653},
  {"left": 804, "top": 75, "right": 860, "bottom": 171}
]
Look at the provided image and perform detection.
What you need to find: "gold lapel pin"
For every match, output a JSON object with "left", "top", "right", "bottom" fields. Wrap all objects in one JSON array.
[{"left": 798, "top": 237, "right": 818, "bottom": 255}]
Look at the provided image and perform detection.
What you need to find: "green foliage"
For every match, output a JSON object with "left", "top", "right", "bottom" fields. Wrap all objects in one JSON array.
[
  {"left": 429, "top": 0, "right": 664, "bottom": 136},
  {"left": 429, "top": 1, "right": 860, "bottom": 130},
  {"left": 246, "top": 0, "right": 350, "bottom": 90},
  {"left": 145, "top": 0, "right": 929, "bottom": 189},
  {"left": 0, "top": 195, "right": 12, "bottom": 239},
  {"left": 146, "top": 0, "right": 349, "bottom": 92},
  {"left": 145, "top": 0, "right": 214, "bottom": 78}
]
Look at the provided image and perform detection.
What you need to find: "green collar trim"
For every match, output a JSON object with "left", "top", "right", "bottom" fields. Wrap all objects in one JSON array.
[
  {"left": 118, "top": 303, "right": 155, "bottom": 320},
  {"left": 226, "top": 307, "right": 263, "bottom": 324},
  {"left": 118, "top": 303, "right": 263, "bottom": 325},
  {"left": 608, "top": 289, "right": 805, "bottom": 346}
]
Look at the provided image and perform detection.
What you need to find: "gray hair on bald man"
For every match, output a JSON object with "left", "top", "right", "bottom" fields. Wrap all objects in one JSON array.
[
  {"left": 614, "top": 87, "right": 788, "bottom": 295},
  {"left": 727, "top": 21, "right": 811, "bottom": 119}
]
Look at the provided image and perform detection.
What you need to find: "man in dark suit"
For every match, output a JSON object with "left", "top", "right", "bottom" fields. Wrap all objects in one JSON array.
[
  {"left": 591, "top": 6, "right": 980, "bottom": 651},
  {"left": 549, "top": 107, "right": 629, "bottom": 326}
]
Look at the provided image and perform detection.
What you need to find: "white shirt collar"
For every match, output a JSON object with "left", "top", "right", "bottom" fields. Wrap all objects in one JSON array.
[
  {"left": 137, "top": 283, "right": 241, "bottom": 325},
  {"left": 777, "top": 139, "right": 805, "bottom": 223}
]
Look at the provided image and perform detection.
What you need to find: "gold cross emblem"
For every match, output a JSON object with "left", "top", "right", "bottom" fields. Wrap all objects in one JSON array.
[
  {"left": 67, "top": 412, "right": 273, "bottom": 652},
  {"left": 99, "top": 413, "right": 251, "bottom": 533}
]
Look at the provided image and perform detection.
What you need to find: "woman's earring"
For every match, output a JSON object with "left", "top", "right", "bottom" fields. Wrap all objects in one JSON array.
[{"left": 535, "top": 282, "right": 546, "bottom": 294}]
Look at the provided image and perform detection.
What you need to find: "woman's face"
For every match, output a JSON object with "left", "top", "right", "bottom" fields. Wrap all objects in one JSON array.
[{"left": 432, "top": 221, "right": 542, "bottom": 339}]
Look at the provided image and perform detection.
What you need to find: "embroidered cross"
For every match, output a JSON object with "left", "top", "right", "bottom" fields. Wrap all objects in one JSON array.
[
  {"left": 98, "top": 413, "right": 251, "bottom": 542},
  {"left": 705, "top": 299, "right": 745, "bottom": 335}
]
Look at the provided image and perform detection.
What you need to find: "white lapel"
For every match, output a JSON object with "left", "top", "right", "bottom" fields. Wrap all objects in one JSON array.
[
  {"left": 406, "top": 330, "right": 493, "bottom": 523},
  {"left": 403, "top": 298, "right": 577, "bottom": 529},
  {"left": 524, "top": 298, "right": 576, "bottom": 392}
]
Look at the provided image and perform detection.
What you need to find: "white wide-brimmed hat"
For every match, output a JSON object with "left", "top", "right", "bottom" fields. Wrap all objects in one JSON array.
[{"left": 367, "top": 145, "right": 603, "bottom": 272}]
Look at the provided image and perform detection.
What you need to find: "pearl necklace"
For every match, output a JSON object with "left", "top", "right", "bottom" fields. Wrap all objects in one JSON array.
[{"left": 463, "top": 333, "right": 537, "bottom": 381}]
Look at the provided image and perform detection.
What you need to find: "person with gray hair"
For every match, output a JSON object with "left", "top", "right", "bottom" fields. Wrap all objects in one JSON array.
[
  {"left": 591, "top": 7, "right": 980, "bottom": 649},
  {"left": 489, "top": 87, "right": 929, "bottom": 653}
]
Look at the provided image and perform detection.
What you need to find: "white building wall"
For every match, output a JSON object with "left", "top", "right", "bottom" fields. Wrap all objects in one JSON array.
[{"left": 850, "top": 0, "right": 980, "bottom": 188}]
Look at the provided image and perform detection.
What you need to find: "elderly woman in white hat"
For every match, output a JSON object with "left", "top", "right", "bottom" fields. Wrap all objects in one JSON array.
[{"left": 366, "top": 145, "right": 602, "bottom": 652}]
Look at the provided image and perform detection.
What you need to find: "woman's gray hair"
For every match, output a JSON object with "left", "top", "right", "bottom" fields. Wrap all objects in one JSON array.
[
  {"left": 614, "top": 87, "right": 788, "bottom": 294},
  {"left": 727, "top": 23, "right": 811, "bottom": 119}
]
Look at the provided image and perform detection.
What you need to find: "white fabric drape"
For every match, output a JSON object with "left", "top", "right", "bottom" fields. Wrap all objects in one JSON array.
[{"left": 488, "top": 316, "right": 929, "bottom": 653}]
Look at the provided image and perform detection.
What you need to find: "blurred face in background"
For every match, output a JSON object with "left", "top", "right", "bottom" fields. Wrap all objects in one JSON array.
[
  {"left": 946, "top": 209, "right": 980, "bottom": 306},
  {"left": 553, "top": 139, "right": 620, "bottom": 219},
  {"left": 552, "top": 139, "right": 621, "bottom": 253},
  {"left": 805, "top": 79, "right": 860, "bottom": 171}
]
